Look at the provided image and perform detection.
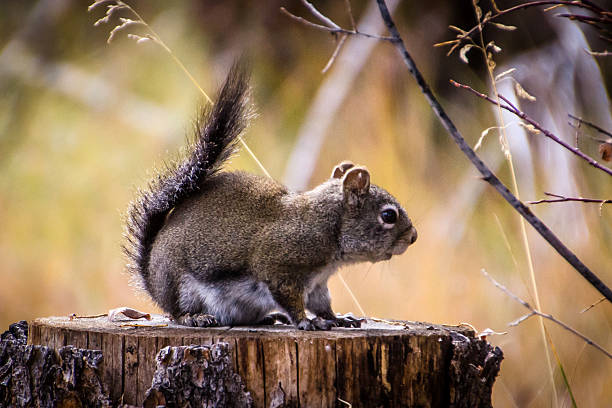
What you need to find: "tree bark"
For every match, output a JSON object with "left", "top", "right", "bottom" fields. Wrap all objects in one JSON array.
[
  {"left": 17, "top": 315, "right": 503, "bottom": 407},
  {"left": 142, "top": 343, "right": 253, "bottom": 408},
  {"left": 0, "top": 320, "right": 111, "bottom": 407}
]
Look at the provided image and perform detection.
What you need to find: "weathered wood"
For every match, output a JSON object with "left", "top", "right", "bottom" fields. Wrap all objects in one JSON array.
[
  {"left": 137, "top": 335, "right": 157, "bottom": 406},
  {"left": 261, "top": 337, "right": 298, "bottom": 406},
  {"left": 124, "top": 335, "right": 139, "bottom": 404},
  {"left": 298, "top": 337, "right": 337, "bottom": 406},
  {"left": 25, "top": 315, "right": 503, "bottom": 407},
  {"left": 142, "top": 343, "right": 252, "bottom": 407},
  {"left": 237, "top": 337, "right": 266, "bottom": 406},
  {"left": 0, "top": 321, "right": 111, "bottom": 407}
]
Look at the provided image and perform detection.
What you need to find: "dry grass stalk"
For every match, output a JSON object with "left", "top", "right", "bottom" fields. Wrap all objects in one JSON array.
[
  {"left": 88, "top": 0, "right": 272, "bottom": 179},
  {"left": 482, "top": 270, "right": 612, "bottom": 360}
]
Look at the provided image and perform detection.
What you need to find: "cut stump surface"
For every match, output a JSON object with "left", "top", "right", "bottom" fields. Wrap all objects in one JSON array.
[{"left": 26, "top": 315, "right": 503, "bottom": 407}]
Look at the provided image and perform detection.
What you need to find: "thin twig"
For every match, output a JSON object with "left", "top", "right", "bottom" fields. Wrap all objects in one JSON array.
[
  {"left": 300, "top": 0, "right": 341, "bottom": 29},
  {"left": 586, "top": 49, "right": 611, "bottom": 56},
  {"left": 69, "top": 313, "right": 108, "bottom": 319},
  {"left": 557, "top": 13, "right": 612, "bottom": 32},
  {"left": 322, "top": 34, "right": 347, "bottom": 73},
  {"left": 280, "top": 7, "right": 395, "bottom": 41},
  {"left": 580, "top": 297, "right": 606, "bottom": 313},
  {"left": 281, "top": 8, "right": 338, "bottom": 31},
  {"left": 568, "top": 114, "right": 612, "bottom": 139},
  {"left": 338, "top": 272, "right": 367, "bottom": 317},
  {"left": 373, "top": 0, "right": 612, "bottom": 302},
  {"left": 567, "top": 121, "right": 609, "bottom": 144},
  {"left": 577, "top": 0, "right": 606, "bottom": 12},
  {"left": 482, "top": 270, "right": 612, "bottom": 359},
  {"left": 600, "top": 34, "right": 612, "bottom": 43},
  {"left": 528, "top": 192, "right": 612, "bottom": 205},
  {"left": 120, "top": 323, "right": 168, "bottom": 328},
  {"left": 508, "top": 311, "right": 536, "bottom": 326},
  {"left": 451, "top": 80, "right": 612, "bottom": 177},
  {"left": 344, "top": 0, "right": 357, "bottom": 31},
  {"left": 440, "top": 1, "right": 607, "bottom": 53}
]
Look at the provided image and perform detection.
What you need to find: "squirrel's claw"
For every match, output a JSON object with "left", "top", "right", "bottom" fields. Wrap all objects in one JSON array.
[
  {"left": 297, "top": 317, "right": 334, "bottom": 331},
  {"left": 313, "top": 316, "right": 338, "bottom": 330},
  {"left": 334, "top": 313, "right": 365, "bottom": 328},
  {"left": 335, "top": 317, "right": 363, "bottom": 328},
  {"left": 258, "top": 313, "right": 291, "bottom": 326},
  {"left": 298, "top": 317, "right": 336, "bottom": 331},
  {"left": 176, "top": 313, "right": 219, "bottom": 328},
  {"left": 297, "top": 319, "right": 316, "bottom": 331}
]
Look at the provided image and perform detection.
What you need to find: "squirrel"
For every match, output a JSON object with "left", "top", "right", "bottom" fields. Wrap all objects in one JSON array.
[{"left": 124, "top": 63, "right": 417, "bottom": 331}]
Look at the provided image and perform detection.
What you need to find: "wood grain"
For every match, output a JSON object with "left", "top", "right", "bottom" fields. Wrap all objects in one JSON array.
[{"left": 28, "top": 315, "right": 501, "bottom": 407}]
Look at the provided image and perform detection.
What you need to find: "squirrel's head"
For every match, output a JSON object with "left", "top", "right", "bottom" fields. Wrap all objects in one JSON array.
[{"left": 332, "top": 161, "right": 417, "bottom": 263}]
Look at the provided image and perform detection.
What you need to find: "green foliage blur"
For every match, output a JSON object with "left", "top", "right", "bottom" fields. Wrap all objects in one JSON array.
[{"left": 1, "top": 0, "right": 611, "bottom": 406}]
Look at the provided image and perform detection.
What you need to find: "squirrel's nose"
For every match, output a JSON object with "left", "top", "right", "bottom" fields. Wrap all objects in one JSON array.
[{"left": 406, "top": 226, "right": 417, "bottom": 245}]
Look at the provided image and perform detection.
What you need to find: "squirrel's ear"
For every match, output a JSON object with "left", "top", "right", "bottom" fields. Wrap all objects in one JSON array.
[
  {"left": 342, "top": 167, "right": 370, "bottom": 205},
  {"left": 331, "top": 161, "right": 355, "bottom": 179}
]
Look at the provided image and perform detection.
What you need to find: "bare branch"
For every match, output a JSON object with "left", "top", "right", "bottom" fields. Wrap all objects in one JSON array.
[
  {"left": 568, "top": 114, "right": 612, "bottom": 139},
  {"left": 280, "top": 7, "right": 394, "bottom": 41},
  {"left": 580, "top": 297, "right": 606, "bottom": 313},
  {"left": 450, "top": 80, "right": 612, "bottom": 177},
  {"left": 372, "top": 0, "right": 612, "bottom": 302},
  {"left": 322, "top": 34, "right": 347, "bottom": 73},
  {"left": 528, "top": 192, "right": 612, "bottom": 205},
  {"left": 344, "top": 0, "right": 357, "bottom": 31},
  {"left": 482, "top": 270, "right": 612, "bottom": 359},
  {"left": 508, "top": 312, "right": 536, "bottom": 326},
  {"left": 567, "top": 122, "right": 609, "bottom": 144},
  {"left": 577, "top": 0, "right": 606, "bottom": 12},
  {"left": 281, "top": 7, "right": 337, "bottom": 31},
  {"left": 586, "top": 49, "right": 611, "bottom": 56},
  {"left": 300, "top": 0, "right": 341, "bottom": 29},
  {"left": 438, "top": 1, "right": 608, "bottom": 54},
  {"left": 282, "top": 0, "right": 612, "bottom": 304},
  {"left": 484, "top": 270, "right": 533, "bottom": 309},
  {"left": 557, "top": 13, "right": 612, "bottom": 32}
]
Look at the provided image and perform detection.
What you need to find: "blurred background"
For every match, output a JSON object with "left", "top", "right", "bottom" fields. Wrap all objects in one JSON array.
[{"left": 1, "top": 0, "right": 611, "bottom": 406}]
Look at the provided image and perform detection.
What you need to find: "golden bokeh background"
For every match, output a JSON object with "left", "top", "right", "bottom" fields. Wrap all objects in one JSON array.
[{"left": 1, "top": 1, "right": 611, "bottom": 406}]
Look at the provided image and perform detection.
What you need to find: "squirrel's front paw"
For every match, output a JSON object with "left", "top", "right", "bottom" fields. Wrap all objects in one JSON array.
[
  {"left": 297, "top": 317, "right": 336, "bottom": 331},
  {"left": 176, "top": 313, "right": 219, "bottom": 327},
  {"left": 335, "top": 313, "right": 365, "bottom": 328},
  {"left": 258, "top": 313, "right": 292, "bottom": 326}
]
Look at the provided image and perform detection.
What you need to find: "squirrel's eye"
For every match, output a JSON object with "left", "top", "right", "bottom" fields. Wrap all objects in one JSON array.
[{"left": 380, "top": 208, "right": 397, "bottom": 224}]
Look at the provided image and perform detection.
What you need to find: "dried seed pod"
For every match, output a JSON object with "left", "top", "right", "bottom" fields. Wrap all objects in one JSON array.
[{"left": 599, "top": 142, "right": 612, "bottom": 161}]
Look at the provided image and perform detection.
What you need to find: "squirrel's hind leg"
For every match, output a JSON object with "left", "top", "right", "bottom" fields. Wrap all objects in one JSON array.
[
  {"left": 178, "top": 273, "right": 278, "bottom": 326},
  {"left": 175, "top": 313, "right": 219, "bottom": 327}
]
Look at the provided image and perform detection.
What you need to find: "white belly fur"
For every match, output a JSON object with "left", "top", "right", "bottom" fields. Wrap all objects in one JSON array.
[{"left": 179, "top": 274, "right": 279, "bottom": 325}]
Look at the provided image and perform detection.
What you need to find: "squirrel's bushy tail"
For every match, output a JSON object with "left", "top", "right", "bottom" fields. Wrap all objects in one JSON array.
[{"left": 123, "top": 64, "right": 251, "bottom": 290}]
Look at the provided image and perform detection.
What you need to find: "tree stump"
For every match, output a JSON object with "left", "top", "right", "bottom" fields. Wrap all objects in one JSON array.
[
  {"left": 22, "top": 315, "right": 503, "bottom": 407},
  {"left": 1, "top": 321, "right": 111, "bottom": 407}
]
